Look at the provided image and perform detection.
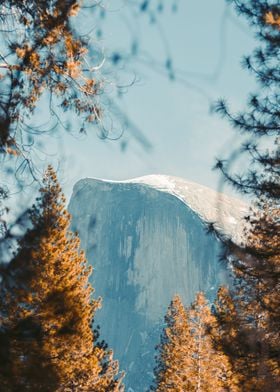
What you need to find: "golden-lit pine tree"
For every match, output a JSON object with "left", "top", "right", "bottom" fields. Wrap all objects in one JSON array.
[
  {"left": 152, "top": 293, "right": 235, "bottom": 392},
  {"left": 185, "top": 292, "right": 236, "bottom": 392},
  {"left": 0, "top": 165, "right": 124, "bottom": 391},
  {"left": 152, "top": 295, "right": 193, "bottom": 391}
]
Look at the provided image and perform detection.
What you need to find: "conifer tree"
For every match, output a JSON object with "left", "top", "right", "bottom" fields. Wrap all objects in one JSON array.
[
  {"left": 152, "top": 295, "right": 192, "bottom": 391},
  {"left": 215, "top": 284, "right": 279, "bottom": 391},
  {"left": 216, "top": 218, "right": 280, "bottom": 391},
  {"left": 186, "top": 292, "right": 235, "bottom": 392},
  {"left": 214, "top": 1, "right": 280, "bottom": 389},
  {"left": 152, "top": 293, "right": 235, "bottom": 392},
  {"left": 0, "top": 165, "right": 124, "bottom": 391}
]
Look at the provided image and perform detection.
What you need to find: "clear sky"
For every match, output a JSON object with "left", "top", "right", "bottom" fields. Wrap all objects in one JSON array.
[{"left": 11, "top": 0, "right": 259, "bottom": 200}]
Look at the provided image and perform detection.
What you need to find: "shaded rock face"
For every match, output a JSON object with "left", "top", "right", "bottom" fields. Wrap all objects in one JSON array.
[{"left": 68, "top": 178, "right": 232, "bottom": 391}]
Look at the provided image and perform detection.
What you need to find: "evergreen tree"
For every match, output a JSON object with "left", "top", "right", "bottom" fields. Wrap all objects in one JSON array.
[
  {"left": 216, "top": 283, "right": 280, "bottom": 391},
  {"left": 214, "top": 1, "right": 280, "bottom": 389},
  {"left": 152, "top": 293, "right": 234, "bottom": 392},
  {"left": 186, "top": 292, "right": 234, "bottom": 392},
  {"left": 152, "top": 295, "right": 192, "bottom": 391},
  {"left": 215, "top": 0, "right": 279, "bottom": 200},
  {"left": 0, "top": 166, "right": 124, "bottom": 391},
  {"left": 215, "top": 204, "right": 280, "bottom": 390}
]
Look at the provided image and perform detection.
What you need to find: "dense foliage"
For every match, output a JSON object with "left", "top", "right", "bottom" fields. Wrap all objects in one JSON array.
[
  {"left": 153, "top": 293, "right": 235, "bottom": 391},
  {"left": 0, "top": 166, "right": 124, "bottom": 391},
  {"left": 214, "top": 1, "right": 280, "bottom": 390},
  {"left": 153, "top": 1, "right": 279, "bottom": 391}
]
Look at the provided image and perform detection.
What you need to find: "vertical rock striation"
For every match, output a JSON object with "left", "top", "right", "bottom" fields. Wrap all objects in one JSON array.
[{"left": 68, "top": 175, "right": 247, "bottom": 391}]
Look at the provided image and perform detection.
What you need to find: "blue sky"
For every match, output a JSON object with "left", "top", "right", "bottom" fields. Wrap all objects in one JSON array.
[{"left": 10, "top": 0, "right": 259, "bottom": 200}]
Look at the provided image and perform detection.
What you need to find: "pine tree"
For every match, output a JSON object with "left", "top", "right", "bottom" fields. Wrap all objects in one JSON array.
[
  {"left": 214, "top": 1, "right": 280, "bottom": 389},
  {"left": 152, "top": 293, "right": 235, "bottom": 392},
  {"left": 0, "top": 165, "right": 124, "bottom": 391},
  {"left": 238, "top": 203, "right": 279, "bottom": 389},
  {"left": 186, "top": 292, "right": 235, "bottom": 392},
  {"left": 215, "top": 1, "right": 279, "bottom": 200},
  {"left": 216, "top": 212, "right": 280, "bottom": 391},
  {"left": 215, "top": 286, "right": 267, "bottom": 391},
  {"left": 152, "top": 295, "right": 193, "bottom": 391}
]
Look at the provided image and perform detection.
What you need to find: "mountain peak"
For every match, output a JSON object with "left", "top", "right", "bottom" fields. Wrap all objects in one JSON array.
[
  {"left": 69, "top": 174, "right": 248, "bottom": 391},
  {"left": 74, "top": 175, "right": 248, "bottom": 244}
]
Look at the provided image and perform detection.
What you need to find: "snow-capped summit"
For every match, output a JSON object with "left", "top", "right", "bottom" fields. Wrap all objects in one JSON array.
[
  {"left": 74, "top": 174, "right": 248, "bottom": 244},
  {"left": 69, "top": 175, "right": 248, "bottom": 391}
]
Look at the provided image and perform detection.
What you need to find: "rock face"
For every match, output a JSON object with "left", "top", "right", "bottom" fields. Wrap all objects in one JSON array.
[{"left": 68, "top": 175, "right": 247, "bottom": 391}]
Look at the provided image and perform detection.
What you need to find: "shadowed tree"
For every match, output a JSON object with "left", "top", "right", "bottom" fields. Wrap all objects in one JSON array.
[
  {"left": 0, "top": 165, "right": 124, "bottom": 391},
  {"left": 214, "top": 1, "right": 280, "bottom": 390},
  {"left": 215, "top": 284, "right": 278, "bottom": 391},
  {"left": 215, "top": 202, "right": 280, "bottom": 390},
  {"left": 215, "top": 0, "right": 280, "bottom": 200}
]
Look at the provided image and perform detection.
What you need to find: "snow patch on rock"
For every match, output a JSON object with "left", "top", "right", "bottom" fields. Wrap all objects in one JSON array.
[
  {"left": 76, "top": 174, "right": 248, "bottom": 244},
  {"left": 69, "top": 174, "right": 249, "bottom": 391}
]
